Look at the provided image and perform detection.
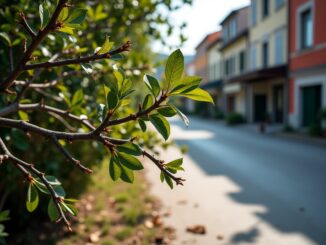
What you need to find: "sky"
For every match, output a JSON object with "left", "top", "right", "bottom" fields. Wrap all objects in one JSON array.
[{"left": 152, "top": 0, "right": 250, "bottom": 56}]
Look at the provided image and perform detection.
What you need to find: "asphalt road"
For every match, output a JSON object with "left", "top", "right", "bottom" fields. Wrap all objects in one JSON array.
[{"left": 147, "top": 116, "right": 326, "bottom": 245}]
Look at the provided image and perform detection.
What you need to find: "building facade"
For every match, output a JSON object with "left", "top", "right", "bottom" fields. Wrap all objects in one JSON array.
[
  {"left": 220, "top": 7, "right": 249, "bottom": 116},
  {"left": 245, "top": 0, "right": 288, "bottom": 123},
  {"left": 288, "top": 0, "right": 326, "bottom": 129}
]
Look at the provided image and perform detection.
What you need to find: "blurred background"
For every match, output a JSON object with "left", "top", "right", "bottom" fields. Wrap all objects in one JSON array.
[{"left": 1, "top": 0, "right": 326, "bottom": 244}]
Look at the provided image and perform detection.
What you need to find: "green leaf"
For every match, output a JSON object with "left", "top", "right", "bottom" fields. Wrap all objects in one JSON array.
[
  {"left": 67, "top": 8, "right": 87, "bottom": 24},
  {"left": 81, "top": 63, "right": 93, "bottom": 74},
  {"left": 165, "top": 49, "right": 184, "bottom": 88},
  {"left": 97, "top": 104, "right": 107, "bottom": 122},
  {"left": 111, "top": 54, "right": 124, "bottom": 61},
  {"left": 34, "top": 180, "right": 50, "bottom": 194},
  {"left": 164, "top": 173, "right": 173, "bottom": 189},
  {"left": 107, "top": 90, "right": 119, "bottom": 110},
  {"left": 138, "top": 119, "right": 146, "bottom": 132},
  {"left": 48, "top": 199, "right": 60, "bottom": 222},
  {"left": 149, "top": 114, "right": 170, "bottom": 140},
  {"left": 72, "top": 89, "right": 83, "bottom": 106},
  {"left": 157, "top": 106, "right": 176, "bottom": 117},
  {"left": 113, "top": 69, "right": 124, "bottom": 91},
  {"left": 58, "top": 7, "right": 69, "bottom": 21},
  {"left": 143, "top": 94, "right": 154, "bottom": 110},
  {"left": 109, "top": 157, "right": 121, "bottom": 181},
  {"left": 144, "top": 74, "right": 160, "bottom": 97},
  {"left": 120, "top": 165, "right": 134, "bottom": 183},
  {"left": 160, "top": 171, "right": 164, "bottom": 183},
  {"left": 170, "top": 76, "right": 202, "bottom": 94},
  {"left": 18, "top": 111, "right": 29, "bottom": 121},
  {"left": 26, "top": 184, "right": 39, "bottom": 212},
  {"left": 169, "top": 104, "right": 189, "bottom": 127},
  {"left": 117, "top": 143, "right": 142, "bottom": 156},
  {"left": 61, "top": 202, "right": 77, "bottom": 216},
  {"left": 97, "top": 36, "right": 114, "bottom": 54},
  {"left": 44, "top": 176, "right": 61, "bottom": 186},
  {"left": 58, "top": 26, "right": 74, "bottom": 35},
  {"left": 179, "top": 88, "right": 214, "bottom": 104},
  {"left": 165, "top": 158, "right": 183, "bottom": 168},
  {"left": 0, "top": 32, "right": 11, "bottom": 46},
  {"left": 39, "top": 4, "right": 50, "bottom": 29},
  {"left": 53, "top": 185, "right": 65, "bottom": 198},
  {"left": 117, "top": 152, "right": 143, "bottom": 171},
  {"left": 0, "top": 210, "right": 10, "bottom": 222},
  {"left": 64, "top": 198, "right": 78, "bottom": 203}
]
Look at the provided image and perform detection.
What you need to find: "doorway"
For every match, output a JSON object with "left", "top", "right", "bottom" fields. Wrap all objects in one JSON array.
[
  {"left": 254, "top": 94, "right": 267, "bottom": 122},
  {"left": 302, "top": 85, "right": 322, "bottom": 127},
  {"left": 273, "top": 85, "right": 284, "bottom": 123}
]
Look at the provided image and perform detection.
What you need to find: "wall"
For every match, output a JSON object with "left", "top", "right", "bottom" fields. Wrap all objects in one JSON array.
[
  {"left": 250, "top": 0, "right": 288, "bottom": 69},
  {"left": 208, "top": 41, "right": 222, "bottom": 82}
]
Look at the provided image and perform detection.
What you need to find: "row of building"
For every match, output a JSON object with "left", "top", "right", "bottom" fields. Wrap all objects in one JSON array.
[{"left": 186, "top": 0, "right": 326, "bottom": 129}]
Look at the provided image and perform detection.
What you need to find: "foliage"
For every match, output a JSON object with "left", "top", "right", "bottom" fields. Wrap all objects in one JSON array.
[
  {"left": 225, "top": 113, "right": 245, "bottom": 126},
  {"left": 0, "top": 0, "right": 211, "bottom": 237},
  {"left": 0, "top": 210, "right": 9, "bottom": 244}
]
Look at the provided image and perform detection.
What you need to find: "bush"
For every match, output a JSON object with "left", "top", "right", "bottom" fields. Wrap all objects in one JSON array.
[
  {"left": 225, "top": 113, "right": 245, "bottom": 125},
  {"left": 215, "top": 109, "right": 224, "bottom": 120},
  {"left": 309, "top": 123, "right": 322, "bottom": 137},
  {"left": 283, "top": 124, "right": 295, "bottom": 133}
]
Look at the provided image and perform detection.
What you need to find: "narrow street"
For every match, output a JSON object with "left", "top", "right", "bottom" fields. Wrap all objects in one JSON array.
[{"left": 146, "top": 117, "right": 326, "bottom": 245}]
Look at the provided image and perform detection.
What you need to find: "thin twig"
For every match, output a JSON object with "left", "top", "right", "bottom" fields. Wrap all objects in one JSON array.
[
  {"left": 23, "top": 41, "right": 131, "bottom": 70},
  {"left": 52, "top": 136, "right": 93, "bottom": 173}
]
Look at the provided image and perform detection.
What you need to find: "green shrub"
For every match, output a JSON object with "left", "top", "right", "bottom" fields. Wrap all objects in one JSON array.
[
  {"left": 225, "top": 113, "right": 245, "bottom": 125},
  {"left": 283, "top": 124, "right": 295, "bottom": 133},
  {"left": 309, "top": 123, "right": 322, "bottom": 137},
  {"left": 115, "top": 227, "right": 133, "bottom": 241}
]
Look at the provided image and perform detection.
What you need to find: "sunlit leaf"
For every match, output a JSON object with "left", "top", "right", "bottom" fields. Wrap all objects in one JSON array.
[
  {"left": 117, "top": 152, "right": 143, "bottom": 170},
  {"left": 138, "top": 119, "right": 146, "bottom": 132},
  {"left": 143, "top": 94, "right": 153, "bottom": 110},
  {"left": 107, "top": 90, "right": 119, "bottom": 110},
  {"left": 165, "top": 49, "right": 184, "bottom": 88},
  {"left": 97, "top": 104, "right": 106, "bottom": 122},
  {"left": 179, "top": 88, "right": 214, "bottom": 104},
  {"left": 120, "top": 165, "right": 134, "bottom": 183},
  {"left": 18, "top": 111, "right": 29, "bottom": 121},
  {"left": 97, "top": 36, "right": 114, "bottom": 54},
  {"left": 144, "top": 74, "right": 160, "bottom": 97},
  {"left": 26, "top": 184, "right": 39, "bottom": 212},
  {"left": 164, "top": 173, "right": 173, "bottom": 189}
]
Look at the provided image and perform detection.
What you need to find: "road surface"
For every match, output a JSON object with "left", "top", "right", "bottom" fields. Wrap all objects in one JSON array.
[{"left": 146, "top": 117, "right": 326, "bottom": 245}]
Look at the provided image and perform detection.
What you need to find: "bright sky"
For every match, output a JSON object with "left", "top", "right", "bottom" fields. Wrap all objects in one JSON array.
[{"left": 152, "top": 0, "right": 250, "bottom": 56}]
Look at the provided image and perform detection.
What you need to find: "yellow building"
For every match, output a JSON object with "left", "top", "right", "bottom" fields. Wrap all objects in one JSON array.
[
  {"left": 245, "top": 0, "right": 288, "bottom": 123},
  {"left": 220, "top": 7, "right": 250, "bottom": 116}
]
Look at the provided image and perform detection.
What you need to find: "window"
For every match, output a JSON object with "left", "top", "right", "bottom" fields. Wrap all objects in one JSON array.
[
  {"left": 275, "top": 0, "right": 284, "bottom": 10},
  {"left": 250, "top": 44, "right": 257, "bottom": 70},
  {"left": 239, "top": 51, "right": 246, "bottom": 73},
  {"left": 224, "top": 59, "right": 229, "bottom": 76},
  {"left": 275, "top": 29, "right": 284, "bottom": 65},
  {"left": 300, "top": 9, "right": 313, "bottom": 49},
  {"left": 229, "top": 19, "right": 237, "bottom": 39},
  {"left": 251, "top": 0, "right": 257, "bottom": 26},
  {"left": 263, "top": 0, "right": 269, "bottom": 18},
  {"left": 262, "top": 41, "right": 269, "bottom": 68}
]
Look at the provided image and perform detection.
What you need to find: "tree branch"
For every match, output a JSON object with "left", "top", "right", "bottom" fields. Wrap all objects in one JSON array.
[
  {"left": 18, "top": 12, "right": 37, "bottom": 38},
  {"left": 23, "top": 41, "right": 131, "bottom": 70},
  {"left": 0, "top": 138, "right": 71, "bottom": 230},
  {"left": 0, "top": 0, "right": 68, "bottom": 93},
  {"left": 51, "top": 136, "right": 93, "bottom": 173}
]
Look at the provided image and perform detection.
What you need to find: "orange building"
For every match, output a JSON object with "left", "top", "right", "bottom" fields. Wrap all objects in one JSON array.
[{"left": 288, "top": 0, "right": 326, "bottom": 128}]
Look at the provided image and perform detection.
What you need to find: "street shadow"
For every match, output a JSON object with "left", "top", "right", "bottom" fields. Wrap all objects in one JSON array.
[
  {"left": 231, "top": 227, "right": 260, "bottom": 244},
  {"left": 171, "top": 118, "right": 326, "bottom": 244}
]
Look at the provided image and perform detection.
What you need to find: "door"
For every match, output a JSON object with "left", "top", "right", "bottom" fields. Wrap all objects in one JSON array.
[
  {"left": 227, "top": 95, "right": 236, "bottom": 113},
  {"left": 254, "top": 94, "right": 267, "bottom": 122},
  {"left": 273, "top": 85, "right": 284, "bottom": 123},
  {"left": 302, "top": 85, "right": 322, "bottom": 127}
]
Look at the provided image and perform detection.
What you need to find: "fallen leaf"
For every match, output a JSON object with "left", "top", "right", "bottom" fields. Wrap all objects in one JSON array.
[{"left": 186, "top": 225, "right": 206, "bottom": 235}]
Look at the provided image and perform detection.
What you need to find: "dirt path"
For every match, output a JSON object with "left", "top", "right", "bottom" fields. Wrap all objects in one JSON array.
[{"left": 145, "top": 123, "right": 316, "bottom": 245}]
